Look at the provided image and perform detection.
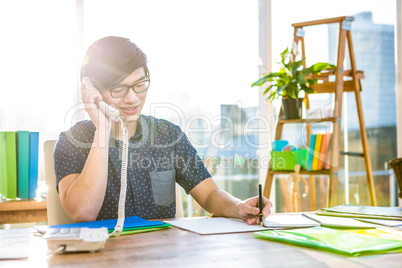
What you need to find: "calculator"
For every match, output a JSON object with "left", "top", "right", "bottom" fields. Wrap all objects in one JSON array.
[{"left": 43, "top": 227, "right": 109, "bottom": 253}]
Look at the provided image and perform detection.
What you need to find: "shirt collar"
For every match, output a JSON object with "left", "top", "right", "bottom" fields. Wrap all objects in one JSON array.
[
  {"left": 132, "top": 114, "right": 144, "bottom": 140},
  {"left": 109, "top": 114, "right": 145, "bottom": 144}
]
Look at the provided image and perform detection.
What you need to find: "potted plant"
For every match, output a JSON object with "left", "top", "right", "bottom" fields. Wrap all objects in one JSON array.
[{"left": 252, "top": 46, "right": 335, "bottom": 119}]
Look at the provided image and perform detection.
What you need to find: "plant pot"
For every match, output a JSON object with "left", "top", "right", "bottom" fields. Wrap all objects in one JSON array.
[{"left": 282, "top": 97, "right": 303, "bottom": 119}]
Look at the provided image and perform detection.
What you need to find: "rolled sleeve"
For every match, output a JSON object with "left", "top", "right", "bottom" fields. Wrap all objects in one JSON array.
[
  {"left": 172, "top": 125, "right": 211, "bottom": 193},
  {"left": 54, "top": 121, "right": 93, "bottom": 191}
]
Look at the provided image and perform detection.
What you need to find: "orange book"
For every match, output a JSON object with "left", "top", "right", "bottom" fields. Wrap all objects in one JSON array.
[{"left": 317, "top": 133, "right": 331, "bottom": 170}]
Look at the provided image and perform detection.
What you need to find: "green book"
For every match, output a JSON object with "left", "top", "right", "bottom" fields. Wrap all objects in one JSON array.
[
  {"left": 254, "top": 226, "right": 402, "bottom": 256},
  {"left": 0, "top": 132, "right": 7, "bottom": 197},
  {"left": 5, "top": 132, "right": 17, "bottom": 199},
  {"left": 17, "top": 131, "right": 30, "bottom": 199}
]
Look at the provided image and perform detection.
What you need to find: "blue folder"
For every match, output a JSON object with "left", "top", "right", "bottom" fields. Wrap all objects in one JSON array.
[
  {"left": 29, "top": 132, "right": 39, "bottom": 199},
  {"left": 51, "top": 215, "right": 167, "bottom": 231}
]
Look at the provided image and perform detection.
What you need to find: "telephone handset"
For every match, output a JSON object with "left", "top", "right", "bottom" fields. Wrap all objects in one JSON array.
[
  {"left": 81, "top": 77, "right": 120, "bottom": 122},
  {"left": 81, "top": 76, "right": 128, "bottom": 237}
]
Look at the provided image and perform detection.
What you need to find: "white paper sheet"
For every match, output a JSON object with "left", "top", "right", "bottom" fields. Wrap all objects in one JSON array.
[
  {"left": 263, "top": 214, "right": 319, "bottom": 228},
  {"left": 164, "top": 217, "right": 273, "bottom": 235},
  {"left": 354, "top": 218, "right": 402, "bottom": 227},
  {"left": 0, "top": 228, "right": 31, "bottom": 259},
  {"left": 303, "top": 214, "right": 377, "bottom": 228}
]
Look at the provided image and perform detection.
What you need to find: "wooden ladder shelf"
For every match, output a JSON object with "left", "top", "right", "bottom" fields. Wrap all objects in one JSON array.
[{"left": 263, "top": 16, "right": 377, "bottom": 209}]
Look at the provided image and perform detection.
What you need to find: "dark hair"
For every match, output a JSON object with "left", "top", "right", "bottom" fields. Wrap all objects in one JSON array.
[{"left": 80, "top": 36, "right": 149, "bottom": 90}]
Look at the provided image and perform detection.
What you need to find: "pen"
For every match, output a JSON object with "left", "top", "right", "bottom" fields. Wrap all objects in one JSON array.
[{"left": 258, "top": 184, "right": 263, "bottom": 226}]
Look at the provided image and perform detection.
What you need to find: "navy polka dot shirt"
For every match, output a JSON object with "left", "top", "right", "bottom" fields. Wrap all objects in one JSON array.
[{"left": 54, "top": 115, "right": 211, "bottom": 220}]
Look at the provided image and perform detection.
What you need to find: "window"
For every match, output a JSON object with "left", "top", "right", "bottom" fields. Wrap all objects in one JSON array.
[{"left": 271, "top": 0, "right": 398, "bottom": 210}]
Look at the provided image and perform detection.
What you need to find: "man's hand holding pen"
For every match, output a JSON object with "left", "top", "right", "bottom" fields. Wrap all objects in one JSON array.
[{"left": 235, "top": 186, "right": 273, "bottom": 225}]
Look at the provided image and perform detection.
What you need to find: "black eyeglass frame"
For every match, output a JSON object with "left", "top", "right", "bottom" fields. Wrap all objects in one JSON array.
[{"left": 108, "top": 78, "right": 150, "bottom": 98}]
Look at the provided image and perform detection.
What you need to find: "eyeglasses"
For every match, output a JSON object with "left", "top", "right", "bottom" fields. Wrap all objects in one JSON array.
[{"left": 109, "top": 79, "right": 150, "bottom": 98}]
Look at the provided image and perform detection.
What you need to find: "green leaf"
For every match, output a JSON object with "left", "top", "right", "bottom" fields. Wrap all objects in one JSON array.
[
  {"left": 304, "top": 87, "right": 315, "bottom": 94},
  {"left": 267, "top": 91, "right": 277, "bottom": 101},
  {"left": 290, "top": 58, "right": 304, "bottom": 71},
  {"left": 251, "top": 72, "right": 283, "bottom": 87},
  {"left": 277, "top": 84, "right": 288, "bottom": 96},
  {"left": 263, "top": 84, "right": 275, "bottom": 95},
  {"left": 309, "top": 62, "right": 336, "bottom": 72},
  {"left": 280, "top": 47, "right": 289, "bottom": 60},
  {"left": 302, "top": 85, "right": 315, "bottom": 94},
  {"left": 307, "top": 78, "right": 319, "bottom": 86},
  {"left": 286, "top": 83, "right": 298, "bottom": 98},
  {"left": 296, "top": 74, "right": 307, "bottom": 85}
]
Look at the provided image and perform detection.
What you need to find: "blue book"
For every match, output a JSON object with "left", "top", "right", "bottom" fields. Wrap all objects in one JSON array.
[
  {"left": 17, "top": 131, "right": 30, "bottom": 199},
  {"left": 50, "top": 215, "right": 167, "bottom": 231},
  {"left": 29, "top": 132, "right": 39, "bottom": 199},
  {"left": 307, "top": 134, "right": 316, "bottom": 171}
]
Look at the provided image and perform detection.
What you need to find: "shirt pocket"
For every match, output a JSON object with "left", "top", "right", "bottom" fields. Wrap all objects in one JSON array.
[{"left": 150, "top": 169, "right": 176, "bottom": 206}]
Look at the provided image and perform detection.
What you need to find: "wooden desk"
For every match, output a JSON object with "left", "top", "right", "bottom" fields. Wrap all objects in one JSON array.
[
  {"left": 0, "top": 199, "right": 47, "bottom": 224},
  {"left": 6, "top": 226, "right": 402, "bottom": 267}
]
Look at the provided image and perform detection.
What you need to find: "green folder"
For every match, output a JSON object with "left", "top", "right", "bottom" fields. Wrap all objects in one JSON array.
[
  {"left": 117, "top": 223, "right": 172, "bottom": 236},
  {"left": 17, "top": 131, "right": 30, "bottom": 199},
  {"left": 254, "top": 226, "right": 402, "bottom": 256},
  {"left": 5, "top": 132, "right": 17, "bottom": 199},
  {"left": 0, "top": 132, "right": 7, "bottom": 197}
]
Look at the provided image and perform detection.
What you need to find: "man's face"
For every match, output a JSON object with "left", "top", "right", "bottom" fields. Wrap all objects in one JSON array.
[{"left": 101, "top": 67, "right": 148, "bottom": 123}]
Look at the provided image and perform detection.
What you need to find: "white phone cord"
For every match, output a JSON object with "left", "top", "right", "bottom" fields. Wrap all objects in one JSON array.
[{"left": 109, "top": 118, "right": 129, "bottom": 237}]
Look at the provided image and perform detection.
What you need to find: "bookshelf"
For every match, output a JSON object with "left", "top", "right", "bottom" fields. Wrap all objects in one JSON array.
[
  {"left": 263, "top": 16, "right": 377, "bottom": 209},
  {"left": 0, "top": 197, "right": 47, "bottom": 224}
]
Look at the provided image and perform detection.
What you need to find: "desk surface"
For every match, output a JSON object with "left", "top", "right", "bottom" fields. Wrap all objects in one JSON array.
[{"left": 4, "top": 225, "right": 402, "bottom": 267}]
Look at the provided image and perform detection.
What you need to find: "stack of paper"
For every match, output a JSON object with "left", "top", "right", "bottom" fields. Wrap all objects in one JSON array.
[{"left": 317, "top": 204, "right": 402, "bottom": 221}]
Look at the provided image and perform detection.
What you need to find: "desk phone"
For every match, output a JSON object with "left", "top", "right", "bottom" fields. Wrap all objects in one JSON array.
[
  {"left": 43, "top": 227, "right": 109, "bottom": 253},
  {"left": 44, "top": 77, "right": 129, "bottom": 254}
]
